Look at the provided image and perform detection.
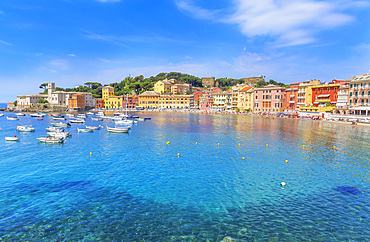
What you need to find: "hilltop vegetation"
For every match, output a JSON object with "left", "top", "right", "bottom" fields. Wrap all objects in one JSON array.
[{"left": 39, "top": 72, "right": 284, "bottom": 98}]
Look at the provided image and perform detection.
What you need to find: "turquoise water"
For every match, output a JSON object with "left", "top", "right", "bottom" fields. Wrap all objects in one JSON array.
[{"left": 0, "top": 112, "right": 369, "bottom": 241}]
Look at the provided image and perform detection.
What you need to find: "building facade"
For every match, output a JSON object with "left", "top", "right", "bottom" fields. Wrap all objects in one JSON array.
[
  {"left": 284, "top": 83, "right": 299, "bottom": 112},
  {"left": 17, "top": 94, "right": 48, "bottom": 107},
  {"left": 237, "top": 86, "right": 253, "bottom": 111},
  {"left": 211, "top": 91, "right": 232, "bottom": 111},
  {"left": 347, "top": 74, "right": 370, "bottom": 116},
  {"left": 254, "top": 85, "right": 286, "bottom": 113},
  {"left": 68, "top": 93, "right": 85, "bottom": 109}
]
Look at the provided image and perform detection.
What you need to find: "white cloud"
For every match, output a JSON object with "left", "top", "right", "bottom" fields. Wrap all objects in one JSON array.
[
  {"left": 0, "top": 40, "right": 12, "bottom": 46},
  {"left": 176, "top": 0, "right": 365, "bottom": 47},
  {"left": 68, "top": 53, "right": 76, "bottom": 57}
]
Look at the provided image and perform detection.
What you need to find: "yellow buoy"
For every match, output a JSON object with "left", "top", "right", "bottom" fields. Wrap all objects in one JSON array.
[
  {"left": 303, "top": 145, "right": 305, "bottom": 148},
  {"left": 177, "top": 153, "right": 180, "bottom": 157},
  {"left": 266, "top": 144, "right": 269, "bottom": 147},
  {"left": 333, "top": 146, "right": 336, "bottom": 149},
  {"left": 195, "top": 142, "right": 198, "bottom": 145},
  {"left": 218, "top": 143, "right": 220, "bottom": 146},
  {"left": 238, "top": 143, "right": 241, "bottom": 147},
  {"left": 89, "top": 152, "right": 92, "bottom": 156},
  {"left": 285, "top": 160, "right": 288, "bottom": 163},
  {"left": 242, "top": 157, "right": 245, "bottom": 160},
  {"left": 166, "top": 141, "right": 170, "bottom": 145}
]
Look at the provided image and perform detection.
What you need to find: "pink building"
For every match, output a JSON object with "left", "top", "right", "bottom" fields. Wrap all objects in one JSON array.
[
  {"left": 199, "top": 87, "right": 222, "bottom": 111},
  {"left": 284, "top": 83, "right": 299, "bottom": 112},
  {"left": 254, "top": 85, "right": 286, "bottom": 113}
]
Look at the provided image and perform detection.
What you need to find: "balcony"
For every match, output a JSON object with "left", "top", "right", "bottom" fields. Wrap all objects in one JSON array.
[
  {"left": 298, "top": 91, "right": 306, "bottom": 94},
  {"left": 289, "top": 95, "right": 295, "bottom": 97},
  {"left": 340, "top": 85, "right": 349, "bottom": 89},
  {"left": 297, "top": 96, "right": 305, "bottom": 99},
  {"left": 289, "top": 101, "right": 295, "bottom": 104},
  {"left": 297, "top": 102, "right": 306, "bottom": 105}
]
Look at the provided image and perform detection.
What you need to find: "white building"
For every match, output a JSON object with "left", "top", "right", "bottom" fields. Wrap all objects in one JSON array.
[{"left": 17, "top": 94, "right": 48, "bottom": 107}]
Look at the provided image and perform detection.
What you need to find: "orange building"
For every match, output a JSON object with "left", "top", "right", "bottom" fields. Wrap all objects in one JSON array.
[
  {"left": 69, "top": 93, "right": 86, "bottom": 109},
  {"left": 95, "top": 98, "right": 105, "bottom": 108}
]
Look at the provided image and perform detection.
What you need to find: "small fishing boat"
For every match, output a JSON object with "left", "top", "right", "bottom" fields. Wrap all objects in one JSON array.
[
  {"left": 91, "top": 117, "right": 103, "bottom": 121},
  {"left": 51, "top": 122, "right": 71, "bottom": 127},
  {"left": 77, "top": 114, "right": 87, "bottom": 119},
  {"left": 66, "top": 114, "right": 75, "bottom": 118},
  {"left": 37, "top": 136, "right": 65, "bottom": 143},
  {"left": 5, "top": 135, "right": 20, "bottom": 142},
  {"left": 15, "top": 112, "right": 26, "bottom": 116},
  {"left": 86, "top": 112, "right": 94, "bottom": 115},
  {"left": 37, "top": 118, "right": 43, "bottom": 121},
  {"left": 47, "top": 131, "right": 72, "bottom": 138},
  {"left": 85, "top": 125, "right": 103, "bottom": 130},
  {"left": 136, "top": 118, "right": 145, "bottom": 122},
  {"left": 106, "top": 125, "right": 129, "bottom": 133},
  {"left": 0, "top": 113, "right": 4, "bottom": 117},
  {"left": 17, "top": 125, "right": 35, "bottom": 132},
  {"left": 46, "top": 127, "right": 65, "bottom": 132},
  {"left": 53, "top": 116, "right": 66, "bottom": 120},
  {"left": 6, "top": 116, "right": 18, "bottom": 121},
  {"left": 70, "top": 119, "right": 85, "bottom": 123},
  {"left": 78, "top": 128, "right": 93, "bottom": 133},
  {"left": 30, "top": 113, "right": 45, "bottom": 117},
  {"left": 115, "top": 119, "right": 134, "bottom": 125}
]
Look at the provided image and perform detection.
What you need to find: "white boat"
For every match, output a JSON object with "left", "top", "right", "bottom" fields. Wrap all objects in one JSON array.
[
  {"left": 46, "top": 127, "right": 65, "bottom": 132},
  {"left": 78, "top": 128, "right": 93, "bottom": 133},
  {"left": 91, "top": 117, "right": 103, "bottom": 121},
  {"left": 77, "top": 114, "right": 87, "bottom": 119},
  {"left": 111, "top": 116, "right": 122, "bottom": 121},
  {"left": 51, "top": 122, "right": 71, "bottom": 127},
  {"left": 17, "top": 125, "right": 35, "bottom": 132},
  {"left": 30, "top": 113, "right": 45, "bottom": 117},
  {"left": 66, "top": 114, "right": 75, "bottom": 117},
  {"left": 96, "top": 112, "right": 105, "bottom": 116},
  {"left": 37, "top": 136, "right": 65, "bottom": 143},
  {"left": 6, "top": 116, "right": 18, "bottom": 121},
  {"left": 47, "top": 131, "right": 72, "bottom": 138},
  {"left": 70, "top": 119, "right": 85, "bottom": 123},
  {"left": 86, "top": 125, "right": 103, "bottom": 130},
  {"left": 0, "top": 113, "right": 4, "bottom": 117},
  {"left": 15, "top": 112, "right": 26, "bottom": 116},
  {"left": 136, "top": 118, "right": 145, "bottom": 122},
  {"left": 53, "top": 116, "right": 66, "bottom": 120},
  {"left": 86, "top": 112, "right": 94, "bottom": 115},
  {"left": 5, "top": 136, "right": 20, "bottom": 141},
  {"left": 106, "top": 125, "right": 129, "bottom": 133},
  {"left": 115, "top": 119, "right": 134, "bottom": 125}
]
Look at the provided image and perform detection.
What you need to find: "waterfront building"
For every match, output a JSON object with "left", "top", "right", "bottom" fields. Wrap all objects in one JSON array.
[
  {"left": 17, "top": 94, "right": 48, "bottom": 108},
  {"left": 211, "top": 91, "right": 232, "bottom": 111},
  {"left": 154, "top": 79, "right": 172, "bottom": 94},
  {"left": 237, "top": 86, "right": 253, "bottom": 111},
  {"left": 95, "top": 98, "right": 105, "bottom": 109},
  {"left": 158, "top": 95, "right": 193, "bottom": 109},
  {"left": 311, "top": 80, "right": 345, "bottom": 106},
  {"left": 333, "top": 82, "right": 349, "bottom": 115},
  {"left": 68, "top": 93, "right": 85, "bottom": 109},
  {"left": 202, "top": 77, "right": 216, "bottom": 87},
  {"left": 102, "top": 86, "right": 123, "bottom": 109},
  {"left": 296, "top": 80, "right": 321, "bottom": 109},
  {"left": 171, "top": 83, "right": 191, "bottom": 94},
  {"left": 138, "top": 91, "right": 160, "bottom": 109},
  {"left": 49, "top": 91, "right": 67, "bottom": 106},
  {"left": 284, "top": 83, "right": 299, "bottom": 112},
  {"left": 347, "top": 74, "right": 370, "bottom": 116},
  {"left": 192, "top": 91, "right": 204, "bottom": 109},
  {"left": 199, "top": 87, "right": 222, "bottom": 111},
  {"left": 122, "top": 95, "right": 138, "bottom": 109},
  {"left": 254, "top": 85, "right": 286, "bottom": 113}
]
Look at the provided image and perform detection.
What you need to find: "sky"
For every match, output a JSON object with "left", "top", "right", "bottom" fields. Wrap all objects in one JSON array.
[{"left": 0, "top": 0, "right": 370, "bottom": 102}]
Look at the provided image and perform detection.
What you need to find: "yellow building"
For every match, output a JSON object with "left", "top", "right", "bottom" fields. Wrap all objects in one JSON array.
[
  {"left": 237, "top": 87, "right": 254, "bottom": 111},
  {"left": 102, "top": 86, "right": 122, "bottom": 109},
  {"left": 158, "top": 95, "right": 192, "bottom": 109},
  {"left": 297, "top": 80, "right": 320, "bottom": 109},
  {"left": 138, "top": 91, "right": 160, "bottom": 109},
  {"left": 154, "top": 79, "right": 172, "bottom": 94},
  {"left": 212, "top": 91, "right": 232, "bottom": 111}
]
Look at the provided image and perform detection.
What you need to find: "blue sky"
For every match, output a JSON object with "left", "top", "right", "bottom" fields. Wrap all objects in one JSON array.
[{"left": 0, "top": 0, "right": 369, "bottom": 102}]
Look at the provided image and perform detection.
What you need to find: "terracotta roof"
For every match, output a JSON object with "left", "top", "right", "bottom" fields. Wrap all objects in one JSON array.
[
  {"left": 139, "top": 91, "right": 160, "bottom": 96},
  {"left": 239, "top": 86, "right": 252, "bottom": 92}
]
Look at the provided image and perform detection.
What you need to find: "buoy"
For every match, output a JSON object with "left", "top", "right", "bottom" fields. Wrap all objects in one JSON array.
[
  {"left": 195, "top": 142, "right": 197, "bottom": 145},
  {"left": 14, "top": 135, "right": 16, "bottom": 137},
  {"left": 166, "top": 141, "right": 170, "bottom": 145},
  {"left": 280, "top": 182, "right": 286, "bottom": 187},
  {"left": 303, "top": 145, "right": 305, "bottom": 148},
  {"left": 89, "top": 152, "right": 92, "bottom": 156},
  {"left": 285, "top": 160, "right": 288, "bottom": 163},
  {"left": 333, "top": 146, "right": 336, "bottom": 149},
  {"left": 177, "top": 153, "right": 180, "bottom": 157},
  {"left": 242, "top": 157, "right": 245, "bottom": 160},
  {"left": 266, "top": 144, "right": 268, "bottom": 147},
  {"left": 238, "top": 143, "right": 240, "bottom": 147},
  {"left": 218, "top": 143, "right": 220, "bottom": 146},
  {"left": 224, "top": 132, "right": 227, "bottom": 135}
]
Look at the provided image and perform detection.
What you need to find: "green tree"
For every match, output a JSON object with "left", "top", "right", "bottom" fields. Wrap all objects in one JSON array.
[
  {"left": 39, "top": 83, "right": 48, "bottom": 90},
  {"left": 13, "top": 101, "right": 17, "bottom": 106},
  {"left": 38, "top": 98, "right": 48, "bottom": 104}
]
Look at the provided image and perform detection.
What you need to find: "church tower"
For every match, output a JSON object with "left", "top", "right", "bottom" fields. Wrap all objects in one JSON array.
[{"left": 48, "top": 82, "right": 55, "bottom": 103}]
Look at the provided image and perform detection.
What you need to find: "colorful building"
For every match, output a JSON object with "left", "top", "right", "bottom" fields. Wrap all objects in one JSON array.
[
  {"left": 158, "top": 95, "right": 193, "bottom": 109},
  {"left": 347, "top": 74, "right": 370, "bottom": 116},
  {"left": 310, "top": 80, "right": 345, "bottom": 107},
  {"left": 17, "top": 94, "right": 48, "bottom": 107},
  {"left": 192, "top": 91, "right": 204, "bottom": 109},
  {"left": 154, "top": 80, "right": 172, "bottom": 94},
  {"left": 254, "top": 85, "right": 286, "bottom": 113},
  {"left": 102, "top": 86, "right": 123, "bottom": 109},
  {"left": 138, "top": 91, "right": 160, "bottom": 109},
  {"left": 211, "top": 91, "right": 232, "bottom": 111},
  {"left": 296, "top": 80, "right": 321, "bottom": 109},
  {"left": 95, "top": 98, "right": 105, "bottom": 109},
  {"left": 237, "top": 86, "right": 253, "bottom": 111},
  {"left": 199, "top": 87, "right": 222, "bottom": 111},
  {"left": 123, "top": 95, "right": 138, "bottom": 109},
  {"left": 284, "top": 83, "right": 299, "bottom": 112},
  {"left": 333, "top": 82, "right": 349, "bottom": 115},
  {"left": 68, "top": 93, "right": 85, "bottom": 109}
]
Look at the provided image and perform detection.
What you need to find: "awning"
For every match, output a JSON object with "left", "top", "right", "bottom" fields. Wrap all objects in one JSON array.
[{"left": 317, "top": 94, "right": 330, "bottom": 98}]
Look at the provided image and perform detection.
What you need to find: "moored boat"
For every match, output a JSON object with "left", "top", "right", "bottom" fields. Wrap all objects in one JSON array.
[
  {"left": 30, "top": 113, "right": 45, "bottom": 117},
  {"left": 85, "top": 125, "right": 103, "bottom": 130},
  {"left": 70, "top": 119, "right": 85, "bottom": 123},
  {"left": 46, "top": 127, "right": 65, "bottom": 132},
  {"left": 86, "top": 112, "right": 94, "bottom": 115},
  {"left": 106, "top": 125, "right": 129, "bottom": 133},
  {"left": 0, "top": 113, "right": 4, "bottom": 117},
  {"left": 5, "top": 135, "right": 20, "bottom": 141},
  {"left": 17, "top": 125, "right": 35, "bottom": 132},
  {"left": 91, "top": 117, "right": 103, "bottom": 121},
  {"left": 15, "top": 112, "right": 26, "bottom": 116},
  {"left": 47, "top": 131, "right": 72, "bottom": 138},
  {"left": 78, "top": 128, "right": 93, "bottom": 133},
  {"left": 51, "top": 122, "right": 71, "bottom": 127},
  {"left": 6, "top": 116, "right": 19, "bottom": 121},
  {"left": 53, "top": 116, "right": 66, "bottom": 120},
  {"left": 37, "top": 136, "right": 65, "bottom": 143}
]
